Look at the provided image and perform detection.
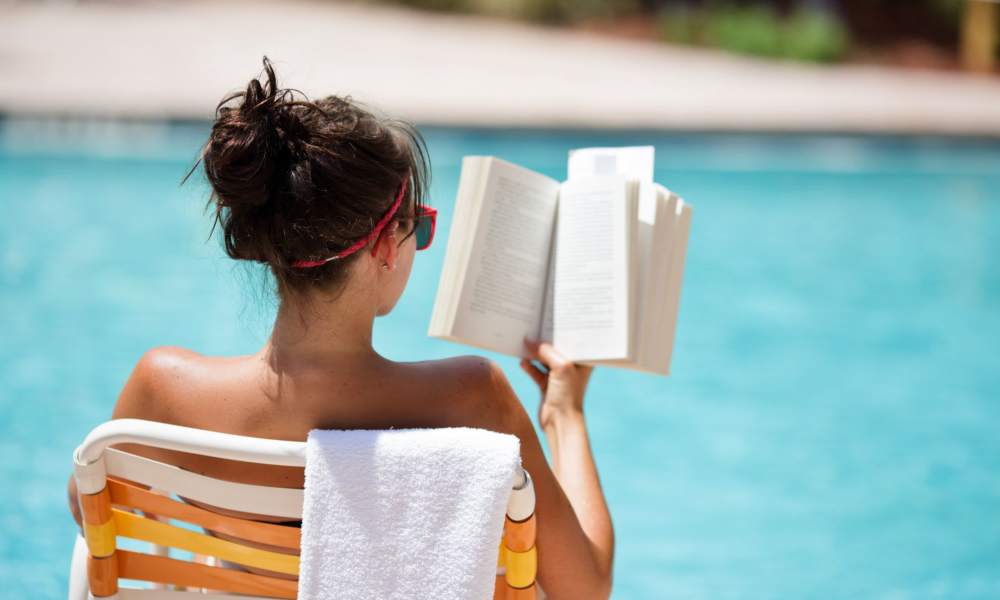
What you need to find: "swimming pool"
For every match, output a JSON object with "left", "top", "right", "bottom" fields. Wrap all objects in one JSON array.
[{"left": 2, "top": 119, "right": 999, "bottom": 599}]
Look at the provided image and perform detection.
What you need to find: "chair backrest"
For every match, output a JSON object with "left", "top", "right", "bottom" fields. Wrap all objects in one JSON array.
[{"left": 71, "top": 419, "right": 538, "bottom": 599}]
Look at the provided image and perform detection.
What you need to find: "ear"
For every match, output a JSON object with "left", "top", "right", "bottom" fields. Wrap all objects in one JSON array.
[{"left": 370, "top": 220, "right": 400, "bottom": 271}]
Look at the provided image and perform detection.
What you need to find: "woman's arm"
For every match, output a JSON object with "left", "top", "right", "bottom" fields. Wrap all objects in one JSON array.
[
  {"left": 470, "top": 338, "right": 613, "bottom": 600},
  {"left": 519, "top": 339, "right": 614, "bottom": 591}
]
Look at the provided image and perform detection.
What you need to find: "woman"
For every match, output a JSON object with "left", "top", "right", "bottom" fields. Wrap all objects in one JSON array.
[{"left": 68, "top": 58, "right": 614, "bottom": 599}]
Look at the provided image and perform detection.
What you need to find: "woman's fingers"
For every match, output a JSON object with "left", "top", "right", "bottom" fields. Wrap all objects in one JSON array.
[
  {"left": 537, "top": 342, "right": 570, "bottom": 372},
  {"left": 524, "top": 336, "right": 570, "bottom": 371}
]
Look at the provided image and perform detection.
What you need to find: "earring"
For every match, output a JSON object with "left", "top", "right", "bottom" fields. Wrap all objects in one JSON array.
[{"left": 381, "top": 263, "right": 390, "bottom": 271}]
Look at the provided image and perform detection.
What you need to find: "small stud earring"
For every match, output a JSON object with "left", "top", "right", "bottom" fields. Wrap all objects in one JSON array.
[{"left": 381, "top": 263, "right": 390, "bottom": 270}]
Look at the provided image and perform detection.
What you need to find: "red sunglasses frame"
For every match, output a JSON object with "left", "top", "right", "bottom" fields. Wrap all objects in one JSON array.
[
  {"left": 292, "top": 175, "right": 436, "bottom": 268},
  {"left": 414, "top": 205, "right": 437, "bottom": 251}
]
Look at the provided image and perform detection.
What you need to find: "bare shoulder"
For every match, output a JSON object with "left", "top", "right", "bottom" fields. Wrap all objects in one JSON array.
[
  {"left": 420, "top": 354, "right": 506, "bottom": 386},
  {"left": 111, "top": 346, "right": 214, "bottom": 422},
  {"left": 396, "top": 354, "right": 524, "bottom": 434}
]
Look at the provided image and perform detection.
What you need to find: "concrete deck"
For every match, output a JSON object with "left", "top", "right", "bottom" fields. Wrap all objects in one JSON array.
[{"left": 3, "top": 0, "right": 1000, "bottom": 135}]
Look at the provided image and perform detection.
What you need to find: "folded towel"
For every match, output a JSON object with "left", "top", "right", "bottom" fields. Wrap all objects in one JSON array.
[{"left": 298, "top": 427, "right": 521, "bottom": 600}]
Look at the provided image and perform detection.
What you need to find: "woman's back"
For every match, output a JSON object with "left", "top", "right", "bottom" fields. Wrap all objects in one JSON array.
[{"left": 110, "top": 346, "right": 517, "bottom": 500}]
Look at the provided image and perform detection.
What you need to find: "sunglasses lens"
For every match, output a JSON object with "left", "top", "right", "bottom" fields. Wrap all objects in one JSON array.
[{"left": 415, "top": 216, "right": 432, "bottom": 250}]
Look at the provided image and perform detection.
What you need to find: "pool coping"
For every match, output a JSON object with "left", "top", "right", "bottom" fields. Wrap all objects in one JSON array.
[{"left": 2, "top": 0, "right": 1000, "bottom": 137}]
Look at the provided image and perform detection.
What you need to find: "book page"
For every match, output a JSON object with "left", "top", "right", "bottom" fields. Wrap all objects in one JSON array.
[
  {"left": 448, "top": 158, "right": 560, "bottom": 356},
  {"left": 428, "top": 156, "right": 487, "bottom": 336},
  {"left": 537, "top": 221, "right": 557, "bottom": 344},
  {"left": 630, "top": 180, "right": 658, "bottom": 363},
  {"left": 566, "top": 145, "right": 655, "bottom": 368},
  {"left": 636, "top": 187, "right": 673, "bottom": 370},
  {"left": 553, "top": 175, "right": 634, "bottom": 362},
  {"left": 601, "top": 180, "right": 659, "bottom": 370},
  {"left": 567, "top": 146, "right": 654, "bottom": 181},
  {"left": 653, "top": 198, "right": 693, "bottom": 374},
  {"left": 602, "top": 186, "right": 675, "bottom": 373}
]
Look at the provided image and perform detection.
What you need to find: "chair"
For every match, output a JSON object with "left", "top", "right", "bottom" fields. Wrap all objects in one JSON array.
[{"left": 69, "top": 419, "right": 538, "bottom": 599}]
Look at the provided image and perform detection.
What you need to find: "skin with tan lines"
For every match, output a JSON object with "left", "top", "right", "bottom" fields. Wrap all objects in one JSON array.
[{"left": 67, "top": 216, "right": 615, "bottom": 599}]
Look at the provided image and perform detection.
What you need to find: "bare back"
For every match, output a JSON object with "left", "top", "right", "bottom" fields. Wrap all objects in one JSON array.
[{"left": 111, "top": 347, "right": 515, "bottom": 500}]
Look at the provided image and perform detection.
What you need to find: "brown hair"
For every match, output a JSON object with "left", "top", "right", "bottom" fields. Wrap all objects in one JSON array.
[{"left": 191, "top": 57, "right": 430, "bottom": 295}]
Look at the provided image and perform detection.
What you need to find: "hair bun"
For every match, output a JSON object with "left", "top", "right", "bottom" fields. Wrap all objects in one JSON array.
[
  {"left": 204, "top": 57, "right": 294, "bottom": 210},
  {"left": 192, "top": 56, "right": 430, "bottom": 285}
]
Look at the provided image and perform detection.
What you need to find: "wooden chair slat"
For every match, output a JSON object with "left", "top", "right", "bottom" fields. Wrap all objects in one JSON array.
[
  {"left": 493, "top": 577, "right": 538, "bottom": 600},
  {"left": 83, "top": 519, "right": 117, "bottom": 558},
  {"left": 503, "top": 514, "right": 536, "bottom": 553},
  {"left": 112, "top": 509, "right": 299, "bottom": 576},
  {"left": 503, "top": 545, "right": 537, "bottom": 590},
  {"left": 108, "top": 479, "right": 301, "bottom": 550},
  {"left": 88, "top": 554, "right": 118, "bottom": 597},
  {"left": 505, "top": 582, "right": 537, "bottom": 599},
  {"left": 79, "top": 487, "right": 113, "bottom": 525},
  {"left": 117, "top": 550, "right": 297, "bottom": 599}
]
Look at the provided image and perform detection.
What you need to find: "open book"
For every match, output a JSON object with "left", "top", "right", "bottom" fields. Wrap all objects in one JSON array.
[{"left": 428, "top": 146, "right": 692, "bottom": 375}]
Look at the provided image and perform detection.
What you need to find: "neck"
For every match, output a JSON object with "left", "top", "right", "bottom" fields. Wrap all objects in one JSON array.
[{"left": 261, "top": 281, "right": 381, "bottom": 370}]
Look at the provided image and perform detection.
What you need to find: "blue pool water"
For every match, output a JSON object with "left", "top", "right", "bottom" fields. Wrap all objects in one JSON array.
[{"left": 2, "top": 120, "right": 999, "bottom": 599}]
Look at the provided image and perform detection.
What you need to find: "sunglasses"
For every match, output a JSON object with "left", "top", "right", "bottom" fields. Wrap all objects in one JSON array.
[{"left": 412, "top": 205, "right": 437, "bottom": 251}]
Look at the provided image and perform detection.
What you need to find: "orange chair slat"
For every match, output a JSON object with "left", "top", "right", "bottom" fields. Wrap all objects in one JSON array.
[
  {"left": 87, "top": 554, "right": 118, "bottom": 597},
  {"left": 503, "top": 514, "right": 536, "bottom": 553},
  {"left": 505, "top": 582, "right": 537, "bottom": 599},
  {"left": 493, "top": 578, "right": 537, "bottom": 600},
  {"left": 79, "top": 487, "right": 113, "bottom": 525},
  {"left": 108, "top": 480, "right": 301, "bottom": 550},
  {"left": 117, "top": 550, "right": 298, "bottom": 599}
]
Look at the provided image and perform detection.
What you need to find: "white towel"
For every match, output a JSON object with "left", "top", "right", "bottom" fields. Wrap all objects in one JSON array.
[{"left": 298, "top": 427, "right": 521, "bottom": 600}]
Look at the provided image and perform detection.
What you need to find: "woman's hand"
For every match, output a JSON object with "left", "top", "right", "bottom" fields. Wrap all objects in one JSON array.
[{"left": 519, "top": 337, "right": 595, "bottom": 430}]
